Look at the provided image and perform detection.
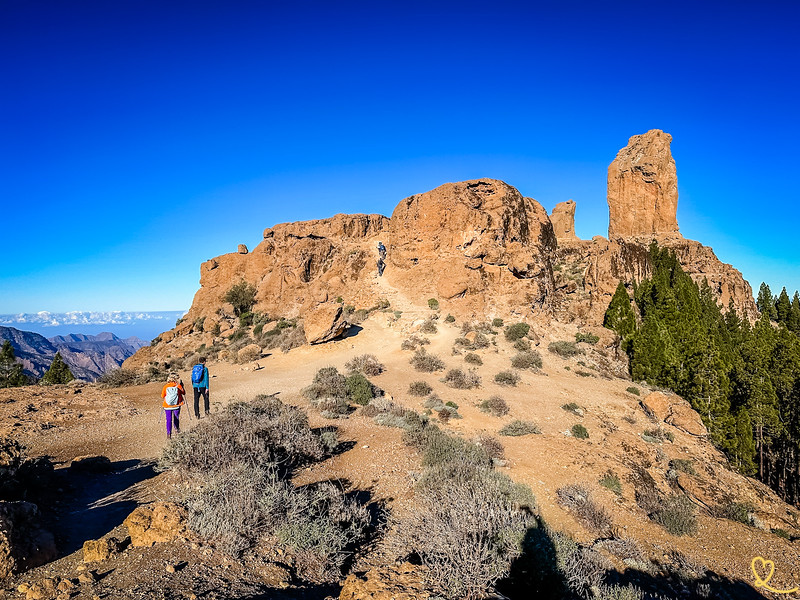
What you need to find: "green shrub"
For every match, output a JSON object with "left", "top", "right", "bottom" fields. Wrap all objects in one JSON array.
[
  {"left": 239, "top": 311, "right": 254, "bottom": 327},
  {"left": 571, "top": 424, "right": 589, "bottom": 439},
  {"left": 599, "top": 472, "right": 622, "bottom": 496},
  {"left": 345, "top": 372, "right": 375, "bottom": 406},
  {"left": 626, "top": 386, "right": 640, "bottom": 396},
  {"left": 669, "top": 459, "right": 697, "bottom": 476},
  {"left": 504, "top": 323, "right": 530, "bottom": 341},
  {"left": 479, "top": 395, "right": 509, "bottom": 417},
  {"left": 575, "top": 332, "right": 599, "bottom": 344},
  {"left": 443, "top": 368, "right": 481, "bottom": 389},
  {"left": 772, "top": 528, "right": 791, "bottom": 540},
  {"left": 445, "top": 314, "right": 455, "bottom": 323},
  {"left": 428, "top": 298, "right": 440, "bottom": 310},
  {"left": 408, "top": 381, "right": 433, "bottom": 396},
  {"left": 511, "top": 351, "right": 542, "bottom": 370},
  {"left": 224, "top": 280, "right": 257, "bottom": 316},
  {"left": 653, "top": 494, "right": 697, "bottom": 536},
  {"left": 411, "top": 349, "right": 445, "bottom": 372},
  {"left": 494, "top": 371, "right": 520, "bottom": 386},
  {"left": 464, "top": 353, "right": 483, "bottom": 365},
  {"left": 492, "top": 318, "right": 504, "bottom": 327},
  {"left": 335, "top": 296, "right": 343, "bottom": 303},
  {"left": 499, "top": 420, "right": 541, "bottom": 436},
  {"left": 575, "top": 370, "right": 593, "bottom": 377},
  {"left": 513, "top": 338, "right": 531, "bottom": 352},
  {"left": 717, "top": 501, "right": 755, "bottom": 525},
  {"left": 561, "top": 402, "right": 583, "bottom": 416},
  {"left": 548, "top": 341, "right": 583, "bottom": 357}
]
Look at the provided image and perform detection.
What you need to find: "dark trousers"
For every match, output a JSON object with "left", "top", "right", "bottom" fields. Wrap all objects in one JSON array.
[{"left": 193, "top": 387, "right": 209, "bottom": 417}]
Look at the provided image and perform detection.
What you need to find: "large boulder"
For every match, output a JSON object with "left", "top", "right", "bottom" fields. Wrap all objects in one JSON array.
[
  {"left": 607, "top": 129, "right": 680, "bottom": 239},
  {"left": 304, "top": 303, "right": 349, "bottom": 344},
  {"left": 641, "top": 391, "right": 707, "bottom": 437},
  {"left": 0, "top": 501, "right": 56, "bottom": 579},
  {"left": 123, "top": 502, "right": 188, "bottom": 547}
]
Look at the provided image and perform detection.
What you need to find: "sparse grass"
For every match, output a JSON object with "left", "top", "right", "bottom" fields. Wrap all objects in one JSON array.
[
  {"left": 499, "top": 420, "right": 541, "bottom": 436},
  {"left": 494, "top": 371, "right": 520, "bottom": 386},
  {"left": 479, "top": 395, "right": 509, "bottom": 417},
  {"left": 626, "top": 386, "right": 641, "bottom": 396},
  {"left": 511, "top": 351, "right": 542, "bottom": 370},
  {"left": 561, "top": 402, "right": 583, "bottom": 416},
  {"left": 575, "top": 332, "right": 599, "bottom": 344},
  {"left": 653, "top": 494, "right": 697, "bottom": 536},
  {"left": 669, "top": 459, "right": 697, "bottom": 476},
  {"left": 408, "top": 380, "right": 433, "bottom": 396},
  {"left": 599, "top": 472, "right": 622, "bottom": 496},
  {"left": 345, "top": 354, "right": 384, "bottom": 376},
  {"left": 443, "top": 368, "right": 481, "bottom": 389},
  {"left": 504, "top": 322, "right": 530, "bottom": 341},
  {"left": 410, "top": 349, "right": 445, "bottom": 372},
  {"left": 464, "top": 352, "right": 483, "bottom": 365},
  {"left": 548, "top": 341, "right": 584, "bottom": 357},
  {"left": 556, "top": 484, "right": 615, "bottom": 536},
  {"left": 571, "top": 424, "right": 589, "bottom": 439}
]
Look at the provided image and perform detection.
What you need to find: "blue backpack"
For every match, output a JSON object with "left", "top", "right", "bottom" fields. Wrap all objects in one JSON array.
[{"left": 191, "top": 364, "right": 205, "bottom": 385}]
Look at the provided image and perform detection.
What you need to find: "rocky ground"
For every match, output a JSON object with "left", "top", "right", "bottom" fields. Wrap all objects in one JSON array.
[{"left": 2, "top": 280, "right": 800, "bottom": 599}]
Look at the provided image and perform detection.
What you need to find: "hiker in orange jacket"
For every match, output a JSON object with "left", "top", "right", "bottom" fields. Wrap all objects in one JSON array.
[{"left": 161, "top": 372, "right": 185, "bottom": 439}]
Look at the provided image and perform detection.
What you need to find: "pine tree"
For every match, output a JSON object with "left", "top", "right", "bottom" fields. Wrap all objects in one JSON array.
[
  {"left": 776, "top": 287, "right": 792, "bottom": 325},
  {"left": 603, "top": 282, "right": 635, "bottom": 339},
  {"left": 788, "top": 292, "right": 800, "bottom": 332},
  {"left": 0, "top": 341, "right": 27, "bottom": 388},
  {"left": 756, "top": 282, "right": 777, "bottom": 321},
  {"left": 41, "top": 352, "right": 74, "bottom": 385}
]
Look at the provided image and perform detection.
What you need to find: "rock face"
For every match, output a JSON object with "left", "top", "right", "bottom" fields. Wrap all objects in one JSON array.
[
  {"left": 641, "top": 391, "right": 708, "bottom": 437},
  {"left": 607, "top": 129, "right": 680, "bottom": 239},
  {"left": 339, "top": 562, "right": 432, "bottom": 600},
  {"left": 0, "top": 501, "right": 56, "bottom": 579},
  {"left": 550, "top": 200, "right": 578, "bottom": 241},
  {"left": 387, "top": 179, "right": 557, "bottom": 316}
]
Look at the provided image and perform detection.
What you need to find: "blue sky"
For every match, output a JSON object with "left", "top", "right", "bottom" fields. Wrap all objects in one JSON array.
[{"left": 2, "top": 0, "right": 798, "bottom": 313}]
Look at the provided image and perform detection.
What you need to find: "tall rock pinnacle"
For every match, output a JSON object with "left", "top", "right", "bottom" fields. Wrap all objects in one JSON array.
[
  {"left": 550, "top": 200, "right": 578, "bottom": 242},
  {"left": 607, "top": 130, "right": 680, "bottom": 239}
]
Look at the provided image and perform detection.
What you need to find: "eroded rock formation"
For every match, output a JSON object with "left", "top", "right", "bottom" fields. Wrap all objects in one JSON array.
[
  {"left": 607, "top": 129, "right": 679, "bottom": 239},
  {"left": 550, "top": 199, "right": 578, "bottom": 242}
]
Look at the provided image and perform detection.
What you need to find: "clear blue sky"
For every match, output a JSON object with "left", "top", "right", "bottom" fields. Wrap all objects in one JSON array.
[{"left": 2, "top": 0, "right": 798, "bottom": 313}]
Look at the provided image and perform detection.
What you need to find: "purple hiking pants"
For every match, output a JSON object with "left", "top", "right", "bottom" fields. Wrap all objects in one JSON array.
[{"left": 166, "top": 407, "right": 180, "bottom": 437}]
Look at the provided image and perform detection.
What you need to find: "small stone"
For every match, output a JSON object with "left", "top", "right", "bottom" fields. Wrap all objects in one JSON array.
[
  {"left": 17, "top": 584, "right": 29, "bottom": 593},
  {"left": 77, "top": 572, "right": 96, "bottom": 585},
  {"left": 362, "top": 445, "right": 369, "bottom": 449},
  {"left": 166, "top": 564, "right": 175, "bottom": 573},
  {"left": 191, "top": 543, "right": 199, "bottom": 550},
  {"left": 76, "top": 565, "right": 87, "bottom": 572},
  {"left": 57, "top": 579, "right": 76, "bottom": 592}
]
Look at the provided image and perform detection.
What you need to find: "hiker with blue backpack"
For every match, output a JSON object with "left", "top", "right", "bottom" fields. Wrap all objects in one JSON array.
[
  {"left": 161, "top": 372, "right": 185, "bottom": 439},
  {"left": 191, "top": 357, "right": 210, "bottom": 418}
]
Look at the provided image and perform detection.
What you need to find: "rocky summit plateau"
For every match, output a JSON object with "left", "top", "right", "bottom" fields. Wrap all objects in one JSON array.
[{"left": 2, "top": 131, "right": 797, "bottom": 600}]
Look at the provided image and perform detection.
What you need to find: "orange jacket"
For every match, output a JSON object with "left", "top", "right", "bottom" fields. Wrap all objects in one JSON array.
[{"left": 161, "top": 382, "right": 185, "bottom": 409}]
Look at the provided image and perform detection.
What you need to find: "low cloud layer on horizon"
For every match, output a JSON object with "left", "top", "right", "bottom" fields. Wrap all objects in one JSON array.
[{"left": 0, "top": 310, "right": 185, "bottom": 328}]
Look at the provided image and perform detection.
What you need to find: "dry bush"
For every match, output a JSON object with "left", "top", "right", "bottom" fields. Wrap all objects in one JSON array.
[
  {"left": 437, "top": 405, "right": 461, "bottom": 422},
  {"left": 494, "top": 371, "right": 520, "bottom": 386},
  {"left": 548, "top": 340, "right": 584, "bottom": 357},
  {"left": 513, "top": 338, "right": 532, "bottom": 352},
  {"left": 653, "top": 494, "right": 697, "bottom": 536},
  {"left": 237, "top": 344, "right": 262, "bottom": 364},
  {"left": 97, "top": 368, "right": 140, "bottom": 387},
  {"left": 556, "top": 484, "right": 615, "bottom": 537},
  {"left": 408, "top": 380, "right": 433, "bottom": 396},
  {"left": 511, "top": 351, "right": 542, "bottom": 370},
  {"left": 422, "top": 394, "right": 444, "bottom": 409},
  {"left": 410, "top": 349, "right": 445, "bottom": 372},
  {"left": 420, "top": 319, "right": 438, "bottom": 334},
  {"left": 499, "top": 420, "right": 540, "bottom": 436},
  {"left": 479, "top": 395, "right": 509, "bottom": 417},
  {"left": 443, "top": 368, "right": 481, "bottom": 389},
  {"left": 345, "top": 354, "right": 384, "bottom": 376},
  {"left": 302, "top": 367, "right": 348, "bottom": 401},
  {"left": 464, "top": 352, "right": 483, "bottom": 365},
  {"left": 401, "top": 335, "right": 430, "bottom": 351},
  {"left": 473, "top": 434, "right": 505, "bottom": 459},
  {"left": 668, "top": 458, "right": 697, "bottom": 476},
  {"left": 642, "top": 428, "right": 674, "bottom": 443}
]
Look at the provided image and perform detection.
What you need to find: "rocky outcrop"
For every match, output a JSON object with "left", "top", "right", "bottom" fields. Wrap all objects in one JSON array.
[
  {"left": 607, "top": 130, "right": 680, "bottom": 239},
  {"left": 82, "top": 536, "right": 123, "bottom": 562},
  {"left": 339, "top": 562, "right": 433, "bottom": 600},
  {"left": 641, "top": 391, "right": 707, "bottom": 437},
  {"left": 123, "top": 502, "right": 188, "bottom": 547},
  {"left": 238, "top": 244, "right": 249, "bottom": 254},
  {"left": 550, "top": 200, "right": 578, "bottom": 241},
  {"left": 0, "top": 501, "right": 56, "bottom": 579},
  {"left": 387, "top": 179, "right": 557, "bottom": 316}
]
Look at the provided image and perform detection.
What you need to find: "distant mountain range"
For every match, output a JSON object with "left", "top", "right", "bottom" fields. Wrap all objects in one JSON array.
[{"left": 0, "top": 326, "right": 147, "bottom": 382}]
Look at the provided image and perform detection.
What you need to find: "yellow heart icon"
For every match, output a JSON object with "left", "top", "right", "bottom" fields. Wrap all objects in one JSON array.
[{"left": 751, "top": 556, "right": 799, "bottom": 594}]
